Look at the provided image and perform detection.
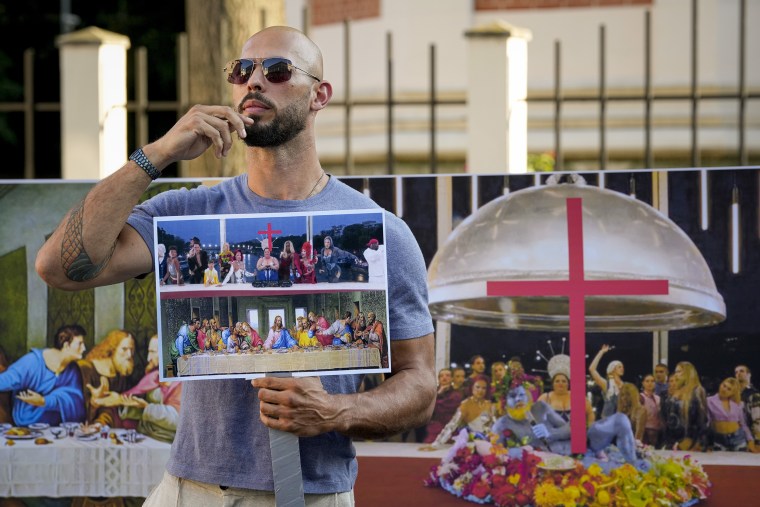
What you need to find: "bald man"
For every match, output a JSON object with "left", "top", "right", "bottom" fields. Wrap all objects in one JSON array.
[{"left": 36, "top": 26, "right": 436, "bottom": 505}]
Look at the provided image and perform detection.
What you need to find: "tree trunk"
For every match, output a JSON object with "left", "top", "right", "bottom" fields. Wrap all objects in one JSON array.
[{"left": 184, "top": 0, "right": 285, "bottom": 178}]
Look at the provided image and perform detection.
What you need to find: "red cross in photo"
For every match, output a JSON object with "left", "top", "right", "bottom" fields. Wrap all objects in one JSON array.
[{"left": 258, "top": 222, "right": 282, "bottom": 250}]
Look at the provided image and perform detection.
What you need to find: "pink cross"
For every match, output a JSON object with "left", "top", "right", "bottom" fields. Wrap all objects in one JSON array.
[
  {"left": 487, "top": 197, "right": 669, "bottom": 454},
  {"left": 258, "top": 223, "right": 282, "bottom": 251}
]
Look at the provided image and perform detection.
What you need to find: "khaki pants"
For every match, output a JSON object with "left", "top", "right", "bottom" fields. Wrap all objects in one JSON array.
[{"left": 143, "top": 471, "right": 355, "bottom": 507}]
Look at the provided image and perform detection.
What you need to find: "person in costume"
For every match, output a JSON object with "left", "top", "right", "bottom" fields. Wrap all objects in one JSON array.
[
  {"left": 492, "top": 381, "right": 638, "bottom": 463},
  {"left": 295, "top": 241, "right": 318, "bottom": 284},
  {"left": 537, "top": 354, "right": 595, "bottom": 427},
  {"left": 423, "top": 376, "right": 494, "bottom": 449},
  {"left": 0, "top": 324, "right": 86, "bottom": 426}
]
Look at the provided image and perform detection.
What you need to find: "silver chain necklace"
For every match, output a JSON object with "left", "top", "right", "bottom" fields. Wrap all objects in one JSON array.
[{"left": 304, "top": 170, "right": 326, "bottom": 199}]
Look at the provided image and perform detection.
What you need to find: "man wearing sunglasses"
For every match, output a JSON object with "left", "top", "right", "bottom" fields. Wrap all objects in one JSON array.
[{"left": 36, "top": 26, "right": 436, "bottom": 506}]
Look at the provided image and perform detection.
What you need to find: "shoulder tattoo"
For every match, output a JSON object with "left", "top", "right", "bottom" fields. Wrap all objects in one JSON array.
[{"left": 61, "top": 200, "right": 117, "bottom": 282}]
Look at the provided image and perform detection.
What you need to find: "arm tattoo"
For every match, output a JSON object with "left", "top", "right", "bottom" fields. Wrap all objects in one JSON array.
[{"left": 61, "top": 200, "right": 117, "bottom": 282}]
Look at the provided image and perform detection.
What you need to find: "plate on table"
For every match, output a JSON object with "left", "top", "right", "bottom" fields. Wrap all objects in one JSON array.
[
  {"left": 29, "top": 422, "right": 50, "bottom": 431},
  {"left": 76, "top": 433, "right": 99, "bottom": 441},
  {"left": 537, "top": 455, "right": 577, "bottom": 472},
  {"left": 4, "top": 428, "right": 43, "bottom": 440}
]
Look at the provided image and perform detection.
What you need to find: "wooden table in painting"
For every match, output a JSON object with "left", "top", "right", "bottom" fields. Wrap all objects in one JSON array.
[{"left": 177, "top": 347, "right": 381, "bottom": 376}]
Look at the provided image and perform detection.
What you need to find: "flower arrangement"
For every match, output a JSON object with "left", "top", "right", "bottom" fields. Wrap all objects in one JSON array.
[
  {"left": 219, "top": 249, "right": 234, "bottom": 266},
  {"left": 425, "top": 429, "right": 710, "bottom": 507}
]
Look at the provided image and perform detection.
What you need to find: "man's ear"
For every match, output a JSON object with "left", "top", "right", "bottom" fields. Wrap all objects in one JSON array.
[{"left": 312, "top": 80, "right": 333, "bottom": 111}]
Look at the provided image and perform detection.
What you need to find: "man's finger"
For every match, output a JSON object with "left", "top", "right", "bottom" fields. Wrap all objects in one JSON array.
[
  {"left": 252, "top": 376, "right": 294, "bottom": 391},
  {"left": 257, "top": 387, "right": 296, "bottom": 408}
]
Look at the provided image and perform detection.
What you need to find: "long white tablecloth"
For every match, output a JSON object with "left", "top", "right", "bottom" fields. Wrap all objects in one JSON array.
[
  {"left": 0, "top": 429, "right": 171, "bottom": 498},
  {"left": 177, "top": 347, "right": 381, "bottom": 376}
]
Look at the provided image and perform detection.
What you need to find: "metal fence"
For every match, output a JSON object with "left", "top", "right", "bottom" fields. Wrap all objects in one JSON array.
[{"left": 0, "top": 0, "right": 757, "bottom": 179}]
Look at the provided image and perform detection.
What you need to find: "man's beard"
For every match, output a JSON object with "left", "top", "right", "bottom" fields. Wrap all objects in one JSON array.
[
  {"left": 114, "top": 356, "right": 134, "bottom": 376},
  {"left": 240, "top": 92, "right": 309, "bottom": 147},
  {"left": 507, "top": 404, "right": 531, "bottom": 421}
]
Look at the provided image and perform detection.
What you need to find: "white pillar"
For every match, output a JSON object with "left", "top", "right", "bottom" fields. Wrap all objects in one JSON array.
[
  {"left": 465, "top": 21, "right": 531, "bottom": 174},
  {"left": 57, "top": 27, "right": 131, "bottom": 180}
]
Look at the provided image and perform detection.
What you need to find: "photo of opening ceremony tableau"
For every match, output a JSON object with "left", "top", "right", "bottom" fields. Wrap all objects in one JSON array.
[{"left": 154, "top": 209, "right": 391, "bottom": 380}]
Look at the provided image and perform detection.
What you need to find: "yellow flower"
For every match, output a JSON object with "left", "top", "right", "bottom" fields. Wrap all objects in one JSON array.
[
  {"left": 508, "top": 473, "right": 520, "bottom": 486},
  {"left": 587, "top": 463, "right": 604, "bottom": 477},
  {"left": 535, "top": 482, "right": 564, "bottom": 507},
  {"left": 565, "top": 485, "right": 581, "bottom": 500},
  {"left": 596, "top": 489, "right": 611, "bottom": 505}
]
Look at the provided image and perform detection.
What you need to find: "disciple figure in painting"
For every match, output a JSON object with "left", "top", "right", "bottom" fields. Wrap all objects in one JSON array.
[
  {"left": 0, "top": 324, "right": 87, "bottom": 426},
  {"left": 76, "top": 329, "right": 136, "bottom": 428},
  {"left": 120, "top": 335, "right": 182, "bottom": 442}
]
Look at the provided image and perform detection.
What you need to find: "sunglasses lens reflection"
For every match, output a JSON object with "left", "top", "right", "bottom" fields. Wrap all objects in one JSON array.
[
  {"left": 227, "top": 60, "right": 252, "bottom": 84},
  {"left": 263, "top": 60, "right": 292, "bottom": 83}
]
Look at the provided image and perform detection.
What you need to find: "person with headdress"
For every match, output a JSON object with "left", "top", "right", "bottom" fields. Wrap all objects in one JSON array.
[
  {"left": 295, "top": 241, "right": 317, "bottom": 284},
  {"left": 537, "top": 354, "right": 595, "bottom": 427},
  {"left": 421, "top": 375, "right": 494, "bottom": 449},
  {"left": 589, "top": 344, "right": 625, "bottom": 419}
]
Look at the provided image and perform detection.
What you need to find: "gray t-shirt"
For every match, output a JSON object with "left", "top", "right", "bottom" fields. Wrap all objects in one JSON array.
[{"left": 126, "top": 174, "right": 434, "bottom": 493}]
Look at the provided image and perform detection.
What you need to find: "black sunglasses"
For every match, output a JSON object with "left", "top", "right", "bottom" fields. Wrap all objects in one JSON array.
[{"left": 224, "top": 57, "right": 321, "bottom": 84}]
